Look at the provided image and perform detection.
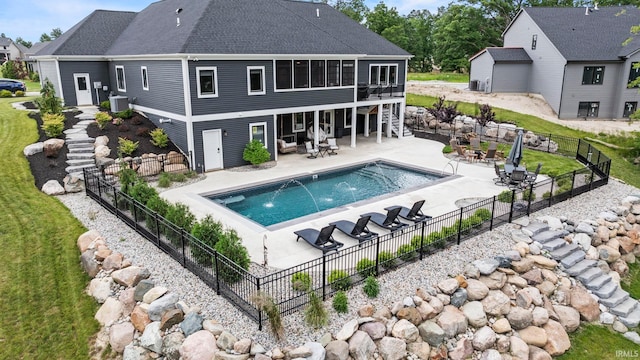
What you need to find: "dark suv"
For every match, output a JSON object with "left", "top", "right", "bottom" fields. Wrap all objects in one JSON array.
[{"left": 0, "top": 78, "right": 27, "bottom": 93}]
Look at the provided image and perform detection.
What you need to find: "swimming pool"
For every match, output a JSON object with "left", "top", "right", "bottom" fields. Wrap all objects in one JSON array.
[{"left": 206, "top": 161, "right": 448, "bottom": 227}]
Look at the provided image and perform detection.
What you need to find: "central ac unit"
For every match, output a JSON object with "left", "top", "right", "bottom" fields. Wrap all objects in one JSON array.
[{"left": 109, "top": 95, "right": 129, "bottom": 113}]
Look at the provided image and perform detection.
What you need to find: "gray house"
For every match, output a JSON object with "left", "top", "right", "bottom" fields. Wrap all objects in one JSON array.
[
  {"left": 469, "top": 6, "right": 640, "bottom": 119},
  {"left": 34, "top": 0, "right": 411, "bottom": 171}
]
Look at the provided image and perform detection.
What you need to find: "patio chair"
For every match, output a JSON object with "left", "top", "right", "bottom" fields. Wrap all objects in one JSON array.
[
  {"left": 327, "top": 138, "right": 339, "bottom": 155},
  {"left": 330, "top": 215, "right": 378, "bottom": 244},
  {"left": 508, "top": 169, "right": 527, "bottom": 189},
  {"left": 294, "top": 224, "right": 344, "bottom": 254},
  {"left": 524, "top": 163, "right": 542, "bottom": 185},
  {"left": 304, "top": 141, "right": 319, "bottom": 159},
  {"left": 482, "top": 148, "right": 498, "bottom": 164},
  {"left": 391, "top": 200, "right": 432, "bottom": 223},
  {"left": 470, "top": 137, "right": 481, "bottom": 152},
  {"left": 277, "top": 139, "right": 297, "bottom": 154},
  {"left": 494, "top": 163, "right": 508, "bottom": 185},
  {"left": 361, "top": 206, "right": 409, "bottom": 232}
]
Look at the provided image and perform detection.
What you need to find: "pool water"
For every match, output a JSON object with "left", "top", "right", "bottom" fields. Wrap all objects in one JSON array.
[{"left": 207, "top": 161, "right": 445, "bottom": 226}]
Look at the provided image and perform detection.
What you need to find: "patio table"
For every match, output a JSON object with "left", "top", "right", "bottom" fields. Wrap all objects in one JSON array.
[{"left": 504, "top": 164, "right": 526, "bottom": 175}]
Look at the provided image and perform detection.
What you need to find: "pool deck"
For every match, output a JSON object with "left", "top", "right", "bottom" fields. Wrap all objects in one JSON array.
[{"left": 161, "top": 135, "right": 507, "bottom": 269}]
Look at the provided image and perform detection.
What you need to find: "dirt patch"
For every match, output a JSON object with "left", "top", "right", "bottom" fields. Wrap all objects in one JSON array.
[{"left": 408, "top": 81, "right": 640, "bottom": 135}]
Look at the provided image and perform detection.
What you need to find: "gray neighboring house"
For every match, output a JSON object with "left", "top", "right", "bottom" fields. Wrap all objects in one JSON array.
[
  {"left": 23, "top": 42, "right": 51, "bottom": 72},
  {"left": 33, "top": 0, "right": 412, "bottom": 171},
  {"left": 469, "top": 6, "right": 640, "bottom": 119},
  {"left": 0, "top": 37, "right": 26, "bottom": 62}
]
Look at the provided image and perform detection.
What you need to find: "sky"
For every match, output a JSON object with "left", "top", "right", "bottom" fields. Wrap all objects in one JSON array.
[{"left": 1, "top": 0, "right": 444, "bottom": 44}]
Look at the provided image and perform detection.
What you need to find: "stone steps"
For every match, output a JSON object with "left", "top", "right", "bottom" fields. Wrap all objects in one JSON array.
[
  {"left": 540, "top": 238, "right": 567, "bottom": 251},
  {"left": 564, "top": 259, "right": 597, "bottom": 276},
  {"left": 67, "top": 152, "right": 95, "bottom": 160},
  {"left": 531, "top": 230, "right": 564, "bottom": 244},
  {"left": 550, "top": 243, "right": 579, "bottom": 260},
  {"left": 559, "top": 250, "right": 586, "bottom": 268},
  {"left": 611, "top": 298, "right": 639, "bottom": 318},
  {"left": 66, "top": 163, "right": 97, "bottom": 175},
  {"left": 577, "top": 267, "right": 602, "bottom": 283},
  {"left": 66, "top": 137, "right": 95, "bottom": 145},
  {"left": 619, "top": 307, "right": 640, "bottom": 328},
  {"left": 67, "top": 159, "right": 95, "bottom": 166},
  {"left": 599, "top": 288, "right": 629, "bottom": 308},
  {"left": 67, "top": 142, "right": 94, "bottom": 150},
  {"left": 584, "top": 273, "right": 611, "bottom": 291},
  {"left": 523, "top": 222, "right": 548, "bottom": 237}
]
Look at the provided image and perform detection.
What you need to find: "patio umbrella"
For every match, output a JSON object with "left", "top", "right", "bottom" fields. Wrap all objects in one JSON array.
[{"left": 507, "top": 129, "right": 524, "bottom": 167}]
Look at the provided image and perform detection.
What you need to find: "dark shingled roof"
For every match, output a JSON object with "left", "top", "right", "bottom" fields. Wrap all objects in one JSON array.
[
  {"left": 0, "top": 37, "right": 11, "bottom": 46},
  {"left": 37, "top": 10, "right": 137, "bottom": 56},
  {"left": 486, "top": 48, "right": 532, "bottom": 63},
  {"left": 28, "top": 42, "right": 52, "bottom": 57},
  {"left": 523, "top": 6, "right": 640, "bottom": 61}
]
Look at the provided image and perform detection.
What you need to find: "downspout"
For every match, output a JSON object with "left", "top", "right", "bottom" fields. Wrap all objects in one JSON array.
[
  {"left": 181, "top": 57, "right": 195, "bottom": 170},
  {"left": 558, "top": 63, "right": 566, "bottom": 118}
]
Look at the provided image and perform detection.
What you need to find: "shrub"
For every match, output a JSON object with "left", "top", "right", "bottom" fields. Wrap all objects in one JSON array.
[
  {"left": 410, "top": 235, "right": 425, "bottom": 249},
  {"left": 467, "top": 215, "right": 483, "bottom": 227},
  {"left": 144, "top": 195, "right": 169, "bottom": 232},
  {"left": 100, "top": 100, "right": 111, "bottom": 110},
  {"left": 127, "top": 179, "right": 157, "bottom": 203},
  {"left": 363, "top": 276, "right": 379, "bottom": 298},
  {"left": 191, "top": 215, "right": 224, "bottom": 265},
  {"left": 397, "top": 244, "right": 416, "bottom": 261},
  {"left": 497, "top": 189, "right": 514, "bottom": 203},
  {"left": 136, "top": 127, "right": 150, "bottom": 137},
  {"left": 169, "top": 172, "right": 187, "bottom": 182},
  {"left": 115, "top": 108, "right": 134, "bottom": 119},
  {"left": 118, "top": 166, "right": 138, "bottom": 194},
  {"left": 41, "top": 113, "right": 65, "bottom": 138},
  {"left": 474, "top": 208, "right": 492, "bottom": 221},
  {"left": 305, "top": 291, "right": 328, "bottom": 328},
  {"left": 0, "top": 89, "right": 12, "bottom": 98},
  {"left": 30, "top": 71, "right": 39, "bottom": 82},
  {"left": 14, "top": 90, "right": 24, "bottom": 97},
  {"left": 243, "top": 139, "right": 271, "bottom": 166},
  {"left": 251, "top": 292, "right": 284, "bottom": 341},
  {"left": 150, "top": 128, "right": 169, "bottom": 148},
  {"left": 522, "top": 188, "right": 536, "bottom": 201},
  {"left": 328, "top": 269, "right": 351, "bottom": 291},
  {"left": 35, "top": 79, "right": 62, "bottom": 114},
  {"left": 215, "top": 229, "right": 251, "bottom": 283},
  {"left": 130, "top": 115, "right": 143, "bottom": 125},
  {"left": 356, "top": 258, "right": 376, "bottom": 278},
  {"left": 291, "top": 272, "right": 312, "bottom": 292},
  {"left": 95, "top": 111, "right": 112, "bottom": 130},
  {"left": 333, "top": 291, "right": 348, "bottom": 313},
  {"left": 542, "top": 191, "right": 551, "bottom": 199},
  {"left": 118, "top": 137, "right": 139, "bottom": 156},
  {"left": 157, "top": 172, "right": 172, "bottom": 188},
  {"left": 377, "top": 250, "right": 395, "bottom": 268},
  {"left": 164, "top": 202, "right": 196, "bottom": 246}
]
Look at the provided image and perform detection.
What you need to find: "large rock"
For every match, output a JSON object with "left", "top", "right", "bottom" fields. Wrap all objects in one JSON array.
[
  {"left": 511, "top": 257, "right": 535, "bottom": 273},
  {"left": 509, "top": 336, "right": 529, "bottom": 359},
  {"left": 437, "top": 305, "right": 467, "bottom": 338},
  {"left": 288, "top": 345, "right": 312, "bottom": 358},
  {"left": 112, "top": 266, "right": 150, "bottom": 288},
  {"left": 360, "top": 321, "right": 386, "bottom": 340},
  {"left": 598, "top": 245, "right": 621, "bottom": 263},
  {"left": 543, "top": 320, "right": 570, "bottom": 356},
  {"left": 95, "top": 297, "right": 123, "bottom": 326},
  {"left": 518, "top": 326, "right": 548, "bottom": 347},
  {"left": 77, "top": 229, "right": 101, "bottom": 252},
  {"left": 63, "top": 174, "right": 84, "bottom": 193},
  {"left": 216, "top": 331, "right": 238, "bottom": 351},
  {"left": 449, "top": 338, "right": 473, "bottom": 360},
  {"left": 109, "top": 322, "right": 135, "bottom": 353},
  {"left": 507, "top": 307, "right": 533, "bottom": 330},
  {"left": 95, "top": 144, "right": 111, "bottom": 158},
  {"left": 326, "top": 340, "right": 349, "bottom": 360},
  {"left": 479, "top": 272, "right": 506, "bottom": 290},
  {"left": 529, "top": 345, "right": 553, "bottom": 360},
  {"left": 162, "top": 332, "right": 185, "bottom": 360},
  {"left": 473, "top": 258, "right": 500, "bottom": 275},
  {"left": 131, "top": 305, "right": 151, "bottom": 333},
  {"left": 611, "top": 258, "right": 629, "bottom": 276},
  {"left": 138, "top": 160, "right": 162, "bottom": 177},
  {"left": 418, "top": 320, "right": 444, "bottom": 347},
  {"left": 481, "top": 290, "right": 511, "bottom": 316},
  {"left": 95, "top": 135, "right": 109, "bottom": 146},
  {"left": 348, "top": 331, "right": 376, "bottom": 360},
  {"left": 24, "top": 142, "right": 43, "bottom": 156},
  {"left": 528, "top": 255, "right": 558, "bottom": 269},
  {"left": 532, "top": 306, "right": 550, "bottom": 326},
  {"left": 522, "top": 268, "right": 543, "bottom": 285},
  {"left": 461, "top": 301, "right": 487, "bottom": 327},
  {"left": 570, "top": 286, "right": 600, "bottom": 321},
  {"left": 304, "top": 342, "right": 325, "bottom": 360},
  {"left": 437, "top": 278, "right": 459, "bottom": 295},
  {"left": 416, "top": 301, "right": 438, "bottom": 320},
  {"left": 180, "top": 312, "right": 203, "bottom": 337},
  {"left": 397, "top": 307, "right": 422, "bottom": 325},
  {"left": 122, "top": 344, "right": 150, "bottom": 360},
  {"left": 391, "top": 319, "right": 419, "bottom": 342},
  {"left": 492, "top": 318, "right": 511, "bottom": 333},
  {"left": 42, "top": 180, "right": 65, "bottom": 195},
  {"left": 179, "top": 330, "right": 218, "bottom": 360},
  {"left": 466, "top": 279, "right": 489, "bottom": 301},
  {"left": 553, "top": 305, "right": 581, "bottom": 333},
  {"left": 575, "top": 222, "right": 595, "bottom": 235},
  {"left": 80, "top": 249, "right": 101, "bottom": 278},
  {"left": 143, "top": 286, "right": 168, "bottom": 304},
  {"left": 160, "top": 308, "right": 184, "bottom": 331},
  {"left": 103, "top": 252, "right": 124, "bottom": 271},
  {"left": 139, "top": 321, "right": 163, "bottom": 353},
  {"left": 378, "top": 337, "right": 406, "bottom": 360},
  {"left": 119, "top": 288, "right": 135, "bottom": 317},
  {"left": 134, "top": 279, "right": 155, "bottom": 302},
  {"left": 89, "top": 277, "right": 113, "bottom": 304},
  {"left": 147, "top": 293, "right": 179, "bottom": 321},
  {"left": 336, "top": 318, "right": 359, "bottom": 341},
  {"left": 450, "top": 288, "right": 468, "bottom": 308},
  {"left": 43, "top": 138, "right": 65, "bottom": 157},
  {"left": 472, "top": 326, "right": 497, "bottom": 351}
]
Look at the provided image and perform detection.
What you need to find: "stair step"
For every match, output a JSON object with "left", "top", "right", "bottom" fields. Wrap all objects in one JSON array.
[
  {"left": 598, "top": 288, "right": 628, "bottom": 307},
  {"left": 76, "top": 120, "right": 95, "bottom": 126},
  {"left": 63, "top": 128, "right": 87, "bottom": 135},
  {"left": 618, "top": 307, "right": 640, "bottom": 328},
  {"left": 531, "top": 230, "right": 564, "bottom": 244},
  {"left": 550, "top": 243, "right": 579, "bottom": 259},
  {"left": 66, "top": 137, "right": 95, "bottom": 145},
  {"left": 565, "top": 259, "right": 597, "bottom": 276},
  {"left": 66, "top": 159, "right": 94, "bottom": 166},
  {"left": 541, "top": 238, "right": 568, "bottom": 251},
  {"left": 67, "top": 153, "right": 95, "bottom": 160},
  {"left": 610, "top": 298, "right": 639, "bottom": 318},
  {"left": 559, "top": 249, "right": 586, "bottom": 268},
  {"left": 577, "top": 267, "right": 603, "bottom": 283},
  {"left": 584, "top": 273, "right": 612, "bottom": 290},
  {"left": 66, "top": 164, "right": 97, "bottom": 174},
  {"left": 67, "top": 142, "right": 94, "bottom": 150},
  {"left": 524, "top": 222, "right": 549, "bottom": 237}
]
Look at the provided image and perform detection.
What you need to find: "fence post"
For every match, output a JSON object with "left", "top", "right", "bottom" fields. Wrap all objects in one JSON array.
[
  {"left": 576, "top": 138, "right": 582, "bottom": 159},
  {"left": 133, "top": 201, "right": 138, "bottom": 232},
  {"left": 547, "top": 133, "right": 552, "bottom": 153},
  {"left": 214, "top": 252, "right": 221, "bottom": 295},
  {"left": 570, "top": 170, "right": 577, "bottom": 198},
  {"left": 589, "top": 167, "right": 595, "bottom": 190},
  {"left": 374, "top": 235, "right": 380, "bottom": 276},
  {"left": 322, "top": 254, "right": 327, "bottom": 301},
  {"left": 155, "top": 212, "right": 161, "bottom": 246},
  {"left": 526, "top": 183, "right": 534, "bottom": 215},
  {"left": 180, "top": 229, "right": 186, "bottom": 266},
  {"left": 419, "top": 221, "right": 426, "bottom": 260},
  {"left": 457, "top": 207, "right": 464, "bottom": 245},
  {"left": 508, "top": 189, "right": 516, "bottom": 223},
  {"left": 490, "top": 196, "right": 496, "bottom": 230},
  {"left": 256, "top": 277, "right": 262, "bottom": 331},
  {"left": 113, "top": 187, "right": 119, "bottom": 218}
]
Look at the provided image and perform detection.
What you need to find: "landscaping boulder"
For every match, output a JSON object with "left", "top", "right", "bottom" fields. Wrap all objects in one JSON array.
[
  {"left": 325, "top": 340, "right": 349, "bottom": 360},
  {"left": 179, "top": 330, "right": 218, "bottom": 360},
  {"left": 24, "top": 142, "right": 43, "bottom": 156},
  {"left": 95, "top": 297, "right": 123, "bottom": 327},
  {"left": 472, "top": 326, "right": 496, "bottom": 351},
  {"left": 543, "top": 320, "right": 570, "bottom": 356},
  {"left": 42, "top": 180, "right": 65, "bottom": 195},
  {"left": 109, "top": 322, "right": 135, "bottom": 353},
  {"left": 437, "top": 306, "right": 467, "bottom": 338},
  {"left": 418, "top": 320, "right": 444, "bottom": 347},
  {"left": 112, "top": 266, "right": 150, "bottom": 288},
  {"left": 378, "top": 337, "right": 407, "bottom": 360},
  {"left": 43, "top": 138, "right": 65, "bottom": 157},
  {"left": 348, "top": 331, "right": 376, "bottom": 360}
]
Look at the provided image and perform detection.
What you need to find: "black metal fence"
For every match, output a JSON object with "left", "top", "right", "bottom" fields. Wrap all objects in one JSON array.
[{"left": 83, "top": 136, "right": 611, "bottom": 329}]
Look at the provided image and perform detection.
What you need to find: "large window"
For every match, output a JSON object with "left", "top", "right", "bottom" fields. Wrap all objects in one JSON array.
[
  {"left": 628, "top": 62, "right": 640, "bottom": 87},
  {"left": 582, "top": 66, "right": 604, "bottom": 85},
  {"left": 275, "top": 59, "right": 356, "bottom": 90},
  {"left": 247, "top": 66, "right": 265, "bottom": 95},
  {"left": 369, "top": 64, "right": 399, "bottom": 85},
  {"left": 624, "top": 102, "right": 637, "bottom": 117},
  {"left": 275, "top": 61, "right": 292, "bottom": 90},
  {"left": 294, "top": 60, "right": 309, "bottom": 88},
  {"left": 342, "top": 60, "right": 355, "bottom": 86},
  {"left": 249, "top": 122, "right": 267, "bottom": 147},
  {"left": 578, "top": 101, "right": 600, "bottom": 117},
  {"left": 141, "top": 66, "right": 149, "bottom": 91},
  {"left": 327, "top": 60, "right": 340, "bottom": 87},
  {"left": 116, "top": 65, "right": 126, "bottom": 92},
  {"left": 196, "top": 67, "right": 218, "bottom": 98},
  {"left": 311, "top": 60, "right": 325, "bottom": 88}
]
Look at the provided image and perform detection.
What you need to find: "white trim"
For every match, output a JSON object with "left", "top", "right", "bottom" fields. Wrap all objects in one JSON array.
[
  {"left": 292, "top": 112, "right": 306, "bottom": 133},
  {"left": 181, "top": 58, "right": 194, "bottom": 168},
  {"left": 246, "top": 66, "right": 266, "bottom": 95},
  {"left": 115, "top": 65, "right": 126, "bottom": 92},
  {"left": 33, "top": 53, "right": 412, "bottom": 62},
  {"left": 141, "top": 66, "right": 149, "bottom": 91},
  {"left": 249, "top": 121, "right": 268, "bottom": 148},
  {"left": 54, "top": 59, "right": 64, "bottom": 102},
  {"left": 196, "top": 66, "right": 219, "bottom": 98},
  {"left": 73, "top": 73, "right": 92, "bottom": 105},
  {"left": 131, "top": 104, "right": 188, "bottom": 122}
]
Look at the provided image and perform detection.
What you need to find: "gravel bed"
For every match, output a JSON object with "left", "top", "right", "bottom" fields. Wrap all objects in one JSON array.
[{"left": 57, "top": 178, "right": 639, "bottom": 349}]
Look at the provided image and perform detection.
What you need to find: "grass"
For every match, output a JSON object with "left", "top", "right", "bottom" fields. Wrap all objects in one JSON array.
[
  {"left": 407, "top": 93, "right": 640, "bottom": 187},
  {"left": 621, "top": 262, "right": 640, "bottom": 299},
  {"left": 557, "top": 324, "right": 639, "bottom": 360},
  {"left": 407, "top": 72, "right": 469, "bottom": 83},
  {"left": 23, "top": 79, "right": 41, "bottom": 92},
  {"left": 0, "top": 97, "right": 99, "bottom": 359}
]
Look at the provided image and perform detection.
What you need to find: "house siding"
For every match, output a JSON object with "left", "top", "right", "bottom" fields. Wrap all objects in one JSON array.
[
  {"left": 144, "top": 112, "right": 189, "bottom": 158},
  {"left": 110, "top": 60, "right": 185, "bottom": 115},
  {"left": 469, "top": 52, "right": 494, "bottom": 91},
  {"left": 616, "top": 52, "right": 640, "bottom": 118},
  {"left": 492, "top": 63, "right": 530, "bottom": 93},
  {"left": 503, "top": 12, "right": 566, "bottom": 114},
  {"left": 189, "top": 60, "right": 354, "bottom": 116},
  {"left": 59, "top": 61, "right": 110, "bottom": 106},
  {"left": 193, "top": 115, "right": 275, "bottom": 170},
  {"left": 559, "top": 62, "right": 623, "bottom": 118},
  {"left": 38, "top": 60, "right": 62, "bottom": 99}
]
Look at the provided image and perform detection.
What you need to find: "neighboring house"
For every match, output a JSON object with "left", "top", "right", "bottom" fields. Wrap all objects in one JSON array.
[
  {"left": 0, "top": 37, "right": 26, "bottom": 62},
  {"left": 23, "top": 42, "right": 51, "bottom": 72},
  {"left": 33, "top": 0, "right": 411, "bottom": 171},
  {"left": 469, "top": 6, "right": 640, "bottom": 119}
]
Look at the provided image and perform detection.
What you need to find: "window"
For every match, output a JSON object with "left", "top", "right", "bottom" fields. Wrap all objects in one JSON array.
[
  {"left": 247, "top": 66, "right": 265, "bottom": 95},
  {"left": 116, "top": 65, "right": 126, "bottom": 92},
  {"left": 578, "top": 102, "right": 600, "bottom": 117},
  {"left": 582, "top": 66, "right": 604, "bottom": 85},
  {"left": 275, "top": 61, "right": 292, "bottom": 90},
  {"left": 531, "top": 35, "right": 537, "bottom": 50},
  {"left": 311, "top": 60, "right": 325, "bottom": 88},
  {"left": 196, "top": 67, "right": 218, "bottom": 98},
  {"left": 141, "top": 66, "right": 149, "bottom": 91},
  {"left": 327, "top": 60, "right": 340, "bottom": 87},
  {"left": 249, "top": 122, "right": 267, "bottom": 147},
  {"left": 342, "top": 60, "right": 355, "bottom": 86},
  {"left": 370, "top": 67, "right": 378, "bottom": 85},
  {"left": 624, "top": 102, "right": 637, "bottom": 117},
  {"left": 628, "top": 62, "right": 640, "bottom": 87},
  {"left": 369, "top": 64, "right": 399, "bottom": 85},
  {"left": 293, "top": 113, "right": 305, "bottom": 132},
  {"left": 345, "top": 108, "right": 352, "bottom": 128},
  {"left": 294, "top": 60, "right": 309, "bottom": 88}
]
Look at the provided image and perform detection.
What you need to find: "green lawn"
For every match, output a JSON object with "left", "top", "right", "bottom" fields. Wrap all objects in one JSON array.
[
  {"left": 622, "top": 262, "right": 640, "bottom": 299},
  {"left": 0, "top": 97, "right": 99, "bottom": 359},
  {"left": 558, "top": 324, "right": 639, "bottom": 360},
  {"left": 24, "top": 79, "right": 41, "bottom": 92},
  {"left": 407, "top": 72, "right": 469, "bottom": 83}
]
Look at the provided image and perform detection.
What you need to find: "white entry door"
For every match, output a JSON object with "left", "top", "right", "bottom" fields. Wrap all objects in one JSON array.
[
  {"left": 73, "top": 73, "right": 93, "bottom": 105},
  {"left": 202, "top": 129, "right": 223, "bottom": 171},
  {"left": 321, "top": 110, "right": 334, "bottom": 138}
]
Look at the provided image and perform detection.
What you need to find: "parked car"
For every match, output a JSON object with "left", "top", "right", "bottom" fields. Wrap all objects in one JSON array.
[{"left": 0, "top": 78, "right": 27, "bottom": 93}]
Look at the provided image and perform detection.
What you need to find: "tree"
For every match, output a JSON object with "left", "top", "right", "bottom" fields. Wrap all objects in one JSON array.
[
  {"left": 405, "top": 10, "right": 435, "bottom": 72},
  {"left": 15, "top": 37, "right": 32, "bottom": 48},
  {"left": 331, "top": 0, "right": 369, "bottom": 23},
  {"left": 366, "top": 2, "right": 404, "bottom": 35},
  {"left": 50, "top": 28, "right": 63, "bottom": 39},
  {"left": 40, "top": 33, "right": 52, "bottom": 42}
]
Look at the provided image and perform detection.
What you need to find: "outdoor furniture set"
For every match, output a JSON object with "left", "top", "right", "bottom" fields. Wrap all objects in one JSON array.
[
  {"left": 304, "top": 138, "right": 339, "bottom": 159},
  {"left": 494, "top": 162, "right": 542, "bottom": 189}
]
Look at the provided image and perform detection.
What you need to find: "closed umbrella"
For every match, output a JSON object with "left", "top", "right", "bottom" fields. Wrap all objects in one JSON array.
[{"left": 507, "top": 129, "right": 524, "bottom": 168}]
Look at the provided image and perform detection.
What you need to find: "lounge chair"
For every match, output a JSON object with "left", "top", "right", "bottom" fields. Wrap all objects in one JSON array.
[
  {"left": 524, "top": 163, "right": 542, "bottom": 185},
  {"left": 494, "top": 163, "right": 508, "bottom": 185},
  {"left": 330, "top": 215, "right": 378, "bottom": 243},
  {"left": 508, "top": 169, "right": 527, "bottom": 189},
  {"left": 294, "top": 224, "right": 344, "bottom": 253},
  {"left": 391, "top": 200, "right": 432, "bottom": 223},
  {"left": 277, "top": 139, "right": 297, "bottom": 154},
  {"left": 361, "top": 206, "right": 409, "bottom": 232},
  {"left": 305, "top": 141, "right": 319, "bottom": 159},
  {"left": 327, "top": 138, "right": 339, "bottom": 155},
  {"left": 482, "top": 148, "right": 497, "bottom": 164}
]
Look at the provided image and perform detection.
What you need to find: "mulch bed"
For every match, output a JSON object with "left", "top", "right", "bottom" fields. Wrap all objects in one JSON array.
[{"left": 27, "top": 107, "right": 181, "bottom": 190}]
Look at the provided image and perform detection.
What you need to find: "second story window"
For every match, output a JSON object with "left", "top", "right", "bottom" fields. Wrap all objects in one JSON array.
[
  {"left": 275, "top": 61, "right": 292, "bottom": 90},
  {"left": 275, "top": 59, "right": 356, "bottom": 91},
  {"left": 582, "top": 66, "right": 604, "bottom": 85},
  {"left": 294, "top": 60, "right": 309, "bottom": 88},
  {"left": 247, "top": 66, "right": 265, "bottom": 95},
  {"left": 342, "top": 60, "right": 355, "bottom": 86},
  {"left": 116, "top": 65, "right": 126, "bottom": 92},
  {"left": 141, "top": 66, "right": 149, "bottom": 91},
  {"left": 628, "top": 62, "right": 640, "bottom": 87},
  {"left": 196, "top": 67, "right": 218, "bottom": 98},
  {"left": 369, "top": 64, "right": 398, "bottom": 86},
  {"left": 327, "top": 60, "right": 340, "bottom": 87},
  {"left": 311, "top": 60, "right": 325, "bottom": 88}
]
